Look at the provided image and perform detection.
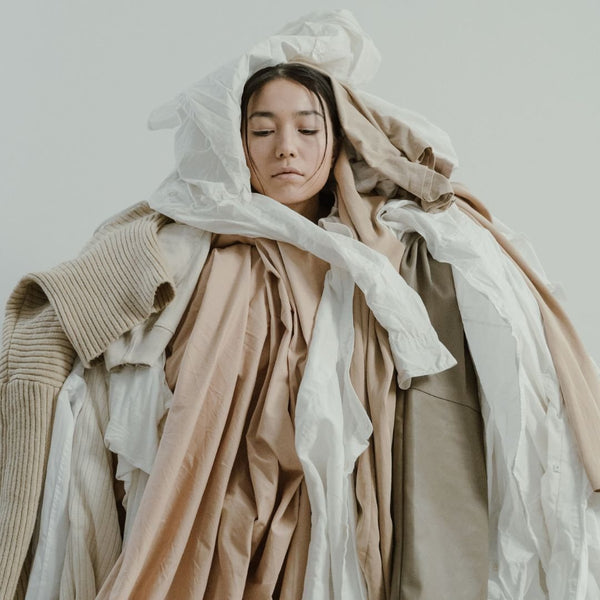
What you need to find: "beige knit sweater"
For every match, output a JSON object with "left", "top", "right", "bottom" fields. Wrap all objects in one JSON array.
[{"left": 0, "top": 202, "right": 174, "bottom": 599}]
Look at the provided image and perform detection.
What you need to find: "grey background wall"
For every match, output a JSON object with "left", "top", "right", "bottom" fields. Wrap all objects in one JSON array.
[{"left": 1, "top": 0, "right": 598, "bottom": 360}]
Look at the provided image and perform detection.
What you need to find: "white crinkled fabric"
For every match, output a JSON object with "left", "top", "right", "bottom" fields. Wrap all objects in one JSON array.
[{"left": 147, "top": 9, "right": 457, "bottom": 208}]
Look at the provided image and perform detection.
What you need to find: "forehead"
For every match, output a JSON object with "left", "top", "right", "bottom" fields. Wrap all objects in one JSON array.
[{"left": 248, "top": 78, "right": 321, "bottom": 114}]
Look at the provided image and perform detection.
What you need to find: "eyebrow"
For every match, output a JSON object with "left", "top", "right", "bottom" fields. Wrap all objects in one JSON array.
[{"left": 248, "top": 110, "right": 324, "bottom": 120}]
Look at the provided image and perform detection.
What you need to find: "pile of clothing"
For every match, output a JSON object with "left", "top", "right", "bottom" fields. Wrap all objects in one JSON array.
[{"left": 1, "top": 10, "right": 599, "bottom": 600}]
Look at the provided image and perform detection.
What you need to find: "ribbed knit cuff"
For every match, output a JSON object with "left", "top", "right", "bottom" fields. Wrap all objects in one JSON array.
[
  {"left": 29, "top": 211, "right": 175, "bottom": 368},
  {"left": 0, "top": 380, "right": 57, "bottom": 599}
]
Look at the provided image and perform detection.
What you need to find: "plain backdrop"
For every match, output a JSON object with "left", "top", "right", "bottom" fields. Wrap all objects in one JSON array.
[{"left": 1, "top": 0, "right": 598, "bottom": 360}]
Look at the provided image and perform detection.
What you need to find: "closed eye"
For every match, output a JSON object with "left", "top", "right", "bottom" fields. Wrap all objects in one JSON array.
[
  {"left": 299, "top": 129, "right": 319, "bottom": 135},
  {"left": 251, "top": 130, "right": 274, "bottom": 137}
]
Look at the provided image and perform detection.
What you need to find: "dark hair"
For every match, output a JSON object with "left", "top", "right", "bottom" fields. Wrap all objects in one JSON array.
[{"left": 240, "top": 63, "right": 343, "bottom": 198}]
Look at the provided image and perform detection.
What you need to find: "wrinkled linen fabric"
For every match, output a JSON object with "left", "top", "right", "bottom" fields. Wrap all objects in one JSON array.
[
  {"left": 149, "top": 175, "right": 454, "bottom": 388},
  {"left": 97, "top": 232, "right": 466, "bottom": 600},
  {"left": 455, "top": 190, "right": 600, "bottom": 494},
  {"left": 379, "top": 201, "right": 600, "bottom": 599},
  {"left": 295, "top": 265, "right": 371, "bottom": 600}
]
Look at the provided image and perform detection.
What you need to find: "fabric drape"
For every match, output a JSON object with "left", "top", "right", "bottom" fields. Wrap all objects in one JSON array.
[
  {"left": 454, "top": 186, "right": 600, "bottom": 491},
  {"left": 390, "top": 232, "right": 488, "bottom": 600},
  {"left": 0, "top": 204, "right": 173, "bottom": 599},
  {"left": 97, "top": 238, "right": 328, "bottom": 598}
]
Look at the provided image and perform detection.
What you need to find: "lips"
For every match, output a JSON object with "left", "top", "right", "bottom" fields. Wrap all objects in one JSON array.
[{"left": 273, "top": 168, "right": 302, "bottom": 177}]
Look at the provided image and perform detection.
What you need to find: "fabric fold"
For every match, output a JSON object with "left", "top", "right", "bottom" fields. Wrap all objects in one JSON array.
[
  {"left": 0, "top": 202, "right": 176, "bottom": 599},
  {"left": 98, "top": 239, "right": 328, "bottom": 599},
  {"left": 454, "top": 188, "right": 600, "bottom": 492}
]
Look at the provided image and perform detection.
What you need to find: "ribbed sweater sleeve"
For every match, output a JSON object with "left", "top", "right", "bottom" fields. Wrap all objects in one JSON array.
[{"left": 0, "top": 202, "right": 175, "bottom": 599}]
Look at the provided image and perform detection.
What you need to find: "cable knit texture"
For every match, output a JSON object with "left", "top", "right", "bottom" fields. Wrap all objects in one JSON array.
[{"left": 0, "top": 202, "right": 174, "bottom": 599}]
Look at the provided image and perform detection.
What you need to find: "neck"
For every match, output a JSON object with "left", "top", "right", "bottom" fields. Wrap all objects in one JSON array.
[{"left": 291, "top": 194, "right": 321, "bottom": 223}]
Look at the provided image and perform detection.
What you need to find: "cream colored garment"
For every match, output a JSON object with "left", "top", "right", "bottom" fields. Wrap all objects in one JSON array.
[
  {"left": 330, "top": 80, "right": 454, "bottom": 211},
  {"left": 59, "top": 365, "right": 121, "bottom": 599},
  {"left": 103, "top": 222, "right": 210, "bottom": 370},
  {"left": 105, "top": 361, "right": 172, "bottom": 542},
  {"left": 25, "top": 361, "right": 121, "bottom": 600},
  {"left": 25, "top": 362, "right": 87, "bottom": 600},
  {"left": 294, "top": 265, "right": 372, "bottom": 600}
]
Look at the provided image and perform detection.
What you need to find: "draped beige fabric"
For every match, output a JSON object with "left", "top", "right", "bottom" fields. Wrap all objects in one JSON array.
[
  {"left": 351, "top": 278, "right": 397, "bottom": 599},
  {"left": 95, "top": 151, "right": 490, "bottom": 599},
  {"left": 330, "top": 77, "right": 455, "bottom": 212},
  {"left": 0, "top": 204, "right": 173, "bottom": 600},
  {"left": 97, "top": 237, "right": 328, "bottom": 599}
]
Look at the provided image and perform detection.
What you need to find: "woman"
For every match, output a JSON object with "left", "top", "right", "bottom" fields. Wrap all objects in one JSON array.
[
  {"left": 240, "top": 63, "right": 340, "bottom": 222},
  {"left": 2, "top": 10, "right": 599, "bottom": 600}
]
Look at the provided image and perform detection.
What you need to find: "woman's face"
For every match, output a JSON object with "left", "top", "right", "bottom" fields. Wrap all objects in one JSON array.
[{"left": 243, "top": 77, "right": 335, "bottom": 220}]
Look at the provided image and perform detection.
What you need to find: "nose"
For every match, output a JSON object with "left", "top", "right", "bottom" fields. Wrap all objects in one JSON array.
[{"left": 275, "top": 129, "right": 297, "bottom": 158}]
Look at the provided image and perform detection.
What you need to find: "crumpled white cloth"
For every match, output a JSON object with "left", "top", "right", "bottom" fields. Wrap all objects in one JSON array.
[
  {"left": 147, "top": 8, "right": 458, "bottom": 389},
  {"left": 151, "top": 175, "right": 455, "bottom": 388},
  {"left": 104, "top": 358, "right": 172, "bottom": 543},
  {"left": 379, "top": 200, "right": 600, "bottom": 600},
  {"left": 296, "top": 266, "right": 371, "bottom": 600}
]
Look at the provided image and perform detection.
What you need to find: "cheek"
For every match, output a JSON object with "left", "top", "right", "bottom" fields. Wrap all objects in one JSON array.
[
  {"left": 245, "top": 140, "right": 268, "bottom": 174},
  {"left": 243, "top": 140, "right": 261, "bottom": 191}
]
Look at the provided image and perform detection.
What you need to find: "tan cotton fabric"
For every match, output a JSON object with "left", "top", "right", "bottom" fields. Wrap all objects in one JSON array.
[
  {"left": 390, "top": 233, "right": 488, "bottom": 600},
  {"left": 332, "top": 79, "right": 455, "bottom": 211},
  {"left": 351, "top": 285, "right": 397, "bottom": 599},
  {"left": 97, "top": 237, "right": 329, "bottom": 599},
  {"left": 454, "top": 184, "right": 600, "bottom": 492},
  {"left": 96, "top": 230, "right": 488, "bottom": 600}
]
